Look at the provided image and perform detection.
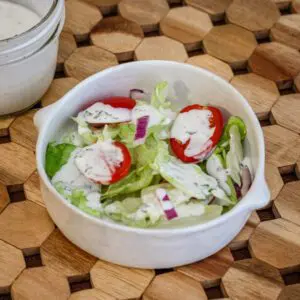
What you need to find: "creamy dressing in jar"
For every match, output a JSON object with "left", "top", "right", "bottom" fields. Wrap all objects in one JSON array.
[{"left": 0, "top": 1, "right": 41, "bottom": 40}]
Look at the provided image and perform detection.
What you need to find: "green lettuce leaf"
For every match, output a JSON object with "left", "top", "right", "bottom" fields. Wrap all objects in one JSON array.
[
  {"left": 150, "top": 81, "right": 171, "bottom": 109},
  {"left": 45, "top": 143, "right": 76, "bottom": 178},
  {"left": 103, "top": 166, "right": 154, "bottom": 199}
]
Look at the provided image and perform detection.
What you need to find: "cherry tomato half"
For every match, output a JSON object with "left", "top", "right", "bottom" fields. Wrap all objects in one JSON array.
[
  {"left": 109, "top": 141, "right": 132, "bottom": 184},
  {"left": 170, "top": 104, "right": 223, "bottom": 163}
]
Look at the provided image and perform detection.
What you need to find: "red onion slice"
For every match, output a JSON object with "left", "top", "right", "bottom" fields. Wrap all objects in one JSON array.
[
  {"left": 156, "top": 188, "right": 178, "bottom": 220},
  {"left": 134, "top": 115, "right": 149, "bottom": 145},
  {"left": 240, "top": 166, "right": 252, "bottom": 197},
  {"left": 129, "top": 89, "right": 145, "bottom": 100}
]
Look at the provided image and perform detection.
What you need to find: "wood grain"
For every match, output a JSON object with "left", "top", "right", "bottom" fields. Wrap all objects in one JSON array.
[
  {"left": 90, "top": 16, "right": 144, "bottom": 62},
  {"left": 84, "top": 0, "right": 121, "bottom": 15},
  {"left": 143, "top": 271, "right": 208, "bottom": 300},
  {"left": 41, "top": 77, "right": 79, "bottom": 107},
  {"left": 263, "top": 125, "right": 300, "bottom": 172},
  {"left": 272, "top": 0, "right": 292, "bottom": 9},
  {"left": 265, "top": 163, "right": 284, "bottom": 201},
  {"left": 65, "top": 46, "right": 118, "bottom": 80},
  {"left": 24, "top": 171, "right": 44, "bottom": 207},
  {"left": 292, "top": 0, "right": 300, "bottom": 13},
  {"left": 203, "top": 24, "right": 257, "bottom": 69},
  {"left": 177, "top": 247, "right": 234, "bottom": 288},
  {"left": 57, "top": 31, "right": 77, "bottom": 71},
  {"left": 249, "top": 218, "right": 300, "bottom": 272},
  {"left": 0, "top": 143, "right": 35, "bottom": 186},
  {"left": 226, "top": 0, "right": 280, "bottom": 38},
  {"left": 0, "top": 183, "right": 9, "bottom": 213},
  {"left": 271, "top": 94, "right": 300, "bottom": 133},
  {"left": 0, "top": 201, "right": 54, "bottom": 255},
  {"left": 221, "top": 258, "right": 284, "bottom": 300},
  {"left": 11, "top": 267, "right": 70, "bottom": 300},
  {"left": 271, "top": 15, "right": 300, "bottom": 50},
  {"left": 0, "top": 240, "right": 25, "bottom": 294},
  {"left": 186, "top": 54, "right": 234, "bottom": 82},
  {"left": 64, "top": 0, "right": 103, "bottom": 42},
  {"left": 135, "top": 36, "right": 188, "bottom": 62},
  {"left": 91, "top": 260, "right": 154, "bottom": 299},
  {"left": 41, "top": 229, "right": 97, "bottom": 278},
  {"left": 118, "top": 0, "right": 169, "bottom": 32},
  {"left": 278, "top": 284, "right": 300, "bottom": 300},
  {"left": 9, "top": 110, "right": 38, "bottom": 152},
  {"left": 69, "top": 288, "right": 116, "bottom": 300},
  {"left": 185, "top": 0, "right": 233, "bottom": 21},
  {"left": 295, "top": 73, "right": 300, "bottom": 92},
  {"left": 0, "top": 117, "right": 15, "bottom": 137},
  {"left": 274, "top": 181, "right": 300, "bottom": 226},
  {"left": 248, "top": 42, "right": 300, "bottom": 89},
  {"left": 229, "top": 212, "right": 260, "bottom": 250},
  {"left": 160, "top": 6, "right": 213, "bottom": 51},
  {"left": 231, "top": 73, "right": 279, "bottom": 120}
]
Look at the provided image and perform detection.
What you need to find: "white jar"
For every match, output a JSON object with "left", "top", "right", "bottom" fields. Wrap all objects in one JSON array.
[{"left": 0, "top": 0, "right": 65, "bottom": 116}]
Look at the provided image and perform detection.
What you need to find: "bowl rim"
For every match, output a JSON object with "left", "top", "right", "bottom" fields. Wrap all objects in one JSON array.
[{"left": 36, "top": 60, "right": 266, "bottom": 235}]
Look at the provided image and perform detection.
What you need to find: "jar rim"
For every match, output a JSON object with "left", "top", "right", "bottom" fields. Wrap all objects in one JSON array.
[{"left": 0, "top": 0, "right": 58, "bottom": 43}]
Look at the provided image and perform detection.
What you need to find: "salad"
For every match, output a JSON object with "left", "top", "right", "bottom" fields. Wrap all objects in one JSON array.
[{"left": 45, "top": 82, "right": 252, "bottom": 228}]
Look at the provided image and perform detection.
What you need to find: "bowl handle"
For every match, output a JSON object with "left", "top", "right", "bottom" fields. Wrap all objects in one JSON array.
[
  {"left": 247, "top": 178, "right": 270, "bottom": 210},
  {"left": 34, "top": 102, "right": 59, "bottom": 132}
]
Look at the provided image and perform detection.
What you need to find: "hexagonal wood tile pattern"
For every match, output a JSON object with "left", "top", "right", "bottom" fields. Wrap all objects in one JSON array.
[
  {"left": 160, "top": 6, "right": 213, "bottom": 51},
  {"left": 69, "top": 288, "right": 117, "bottom": 300},
  {"left": 57, "top": 31, "right": 77, "bottom": 71},
  {"left": 135, "top": 36, "right": 188, "bottom": 62},
  {"left": 271, "top": 93, "right": 300, "bottom": 134},
  {"left": 249, "top": 218, "right": 300, "bottom": 272},
  {"left": 9, "top": 110, "right": 38, "bottom": 152},
  {"left": 185, "top": 0, "right": 233, "bottom": 21},
  {"left": 41, "top": 229, "right": 97, "bottom": 278},
  {"left": 231, "top": 73, "right": 279, "bottom": 120},
  {"left": 265, "top": 163, "right": 284, "bottom": 201},
  {"left": 226, "top": 0, "right": 280, "bottom": 38},
  {"left": 65, "top": 46, "right": 119, "bottom": 80},
  {"left": 0, "top": 201, "right": 54, "bottom": 255},
  {"left": 24, "top": 171, "right": 44, "bottom": 207},
  {"left": 64, "top": 0, "right": 103, "bottom": 42},
  {"left": 248, "top": 42, "right": 300, "bottom": 89},
  {"left": 271, "top": 14, "right": 300, "bottom": 50},
  {"left": 203, "top": 24, "right": 257, "bottom": 69},
  {"left": 91, "top": 260, "right": 155, "bottom": 299},
  {"left": 186, "top": 54, "right": 234, "bottom": 81},
  {"left": 221, "top": 258, "right": 284, "bottom": 300},
  {"left": 263, "top": 125, "right": 300, "bottom": 173},
  {"left": 177, "top": 247, "right": 234, "bottom": 288},
  {"left": 274, "top": 181, "right": 300, "bottom": 226},
  {"left": 41, "top": 77, "right": 80, "bottom": 107},
  {"left": 118, "top": 0, "right": 169, "bottom": 32},
  {"left": 0, "top": 240, "right": 25, "bottom": 294},
  {"left": 143, "top": 271, "right": 208, "bottom": 300},
  {"left": 11, "top": 267, "right": 70, "bottom": 300},
  {"left": 90, "top": 16, "right": 144, "bottom": 62},
  {"left": 2, "top": 0, "right": 300, "bottom": 298}
]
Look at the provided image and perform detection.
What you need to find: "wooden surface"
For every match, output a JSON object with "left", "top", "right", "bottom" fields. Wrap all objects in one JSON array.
[{"left": 1, "top": 0, "right": 300, "bottom": 299}]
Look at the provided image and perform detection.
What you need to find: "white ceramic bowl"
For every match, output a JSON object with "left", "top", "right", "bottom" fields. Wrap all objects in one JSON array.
[{"left": 34, "top": 61, "right": 270, "bottom": 269}]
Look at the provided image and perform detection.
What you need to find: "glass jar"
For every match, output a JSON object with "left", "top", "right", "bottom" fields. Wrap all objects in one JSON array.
[{"left": 0, "top": 0, "right": 65, "bottom": 116}]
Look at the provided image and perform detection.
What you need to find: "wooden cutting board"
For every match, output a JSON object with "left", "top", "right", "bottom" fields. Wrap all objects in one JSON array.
[{"left": 1, "top": 0, "right": 300, "bottom": 299}]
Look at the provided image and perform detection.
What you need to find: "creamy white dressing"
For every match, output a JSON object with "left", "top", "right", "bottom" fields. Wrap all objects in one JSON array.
[
  {"left": 132, "top": 104, "right": 163, "bottom": 127},
  {"left": 176, "top": 202, "right": 205, "bottom": 218},
  {"left": 158, "top": 157, "right": 218, "bottom": 199},
  {"left": 52, "top": 149, "right": 99, "bottom": 195},
  {"left": 171, "top": 109, "right": 215, "bottom": 157},
  {"left": 75, "top": 141, "right": 124, "bottom": 184},
  {"left": 86, "top": 192, "right": 102, "bottom": 211},
  {"left": 82, "top": 102, "right": 132, "bottom": 124},
  {"left": 0, "top": 1, "right": 41, "bottom": 40},
  {"left": 206, "top": 154, "right": 231, "bottom": 195}
]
